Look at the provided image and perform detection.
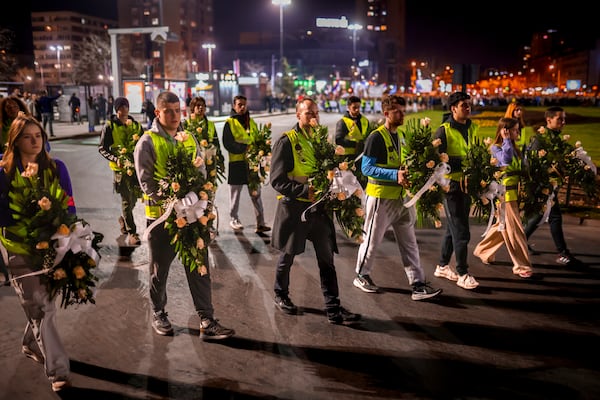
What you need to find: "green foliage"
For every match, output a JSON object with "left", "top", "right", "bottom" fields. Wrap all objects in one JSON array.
[
  {"left": 157, "top": 137, "right": 216, "bottom": 273},
  {"left": 246, "top": 123, "right": 272, "bottom": 193},
  {"left": 0, "top": 167, "right": 98, "bottom": 309},
  {"left": 402, "top": 117, "right": 446, "bottom": 228}
]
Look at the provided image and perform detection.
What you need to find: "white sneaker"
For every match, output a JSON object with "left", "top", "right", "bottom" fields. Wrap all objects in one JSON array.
[
  {"left": 229, "top": 218, "right": 243, "bottom": 230},
  {"left": 434, "top": 264, "right": 458, "bottom": 281},
  {"left": 457, "top": 273, "right": 479, "bottom": 290}
]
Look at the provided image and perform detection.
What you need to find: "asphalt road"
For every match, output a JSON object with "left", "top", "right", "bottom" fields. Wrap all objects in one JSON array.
[{"left": 0, "top": 112, "right": 599, "bottom": 400}]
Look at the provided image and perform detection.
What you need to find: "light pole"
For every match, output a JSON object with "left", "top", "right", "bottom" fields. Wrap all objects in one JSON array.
[
  {"left": 202, "top": 43, "right": 216, "bottom": 71},
  {"left": 272, "top": 0, "right": 291, "bottom": 63},
  {"left": 49, "top": 45, "right": 63, "bottom": 83},
  {"left": 34, "top": 61, "right": 45, "bottom": 88},
  {"left": 348, "top": 23, "right": 362, "bottom": 64}
]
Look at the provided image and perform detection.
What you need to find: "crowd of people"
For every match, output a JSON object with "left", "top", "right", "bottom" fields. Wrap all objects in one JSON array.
[{"left": 0, "top": 88, "right": 594, "bottom": 393}]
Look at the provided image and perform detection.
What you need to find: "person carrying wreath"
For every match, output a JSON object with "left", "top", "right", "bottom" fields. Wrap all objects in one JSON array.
[
  {"left": 98, "top": 96, "right": 144, "bottom": 247},
  {"left": 0, "top": 113, "right": 74, "bottom": 392},
  {"left": 133, "top": 91, "right": 234, "bottom": 340},
  {"left": 473, "top": 117, "right": 534, "bottom": 279},
  {"left": 269, "top": 97, "right": 361, "bottom": 325}
]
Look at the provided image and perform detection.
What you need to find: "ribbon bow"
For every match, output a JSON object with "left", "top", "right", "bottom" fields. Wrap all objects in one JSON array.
[
  {"left": 574, "top": 146, "right": 597, "bottom": 175},
  {"left": 480, "top": 181, "right": 506, "bottom": 237},
  {"left": 143, "top": 192, "right": 208, "bottom": 241},
  {"left": 301, "top": 168, "right": 362, "bottom": 222},
  {"left": 51, "top": 221, "right": 100, "bottom": 267},
  {"left": 404, "top": 162, "right": 451, "bottom": 208}
]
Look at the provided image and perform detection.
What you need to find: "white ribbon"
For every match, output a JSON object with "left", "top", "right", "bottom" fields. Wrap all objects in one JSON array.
[
  {"left": 259, "top": 154, "right": 271, "bottom": 185},
  {"left": 301, "top": 168, "right": 362, "bottom": 222},
  {"left": 479, "top": 181, "right": 506, "bottom": 237},
  {"left": 404, "top": 162, "right": 451, "bottom": 208},
  {"left": 51, "top": 221, "right": 100, "bottom": 268},
  {"left": 574, "top": 147, "right": 597, "bottom": 175},
  {"left": 538, "top": 184, "right": 557, "bottom": 226},
  {"left": 142, "top": 192, "right": 208, "bottom": 241}
]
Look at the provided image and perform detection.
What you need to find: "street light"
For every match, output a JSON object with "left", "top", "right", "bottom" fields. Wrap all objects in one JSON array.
[
  {"left": 272, "top": 0, "right": 291, "bottom": 64},
  {"left": 34, "top": 61, "right": 45, "bottom": 88},
  {"left": 202, "top": 43, "right": 216, "bottom": 71},
  {"left": 49, "top": 45, "right": 63, "bottom": 83},
  {"left": 348, "top": 23, "right": 363, "bottom": 64}
]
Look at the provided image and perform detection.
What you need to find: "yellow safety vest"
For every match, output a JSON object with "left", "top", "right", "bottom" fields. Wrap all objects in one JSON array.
[
  {"left": 341, "top": 115, "right": 370, "bottom": 155},
  {"left": 226, "top": 117, "right": 257, "bottom": 162},
  {"left": 108, "top": 120, "right": 142, "bottom": 172},
  {"left": 365, "top": 125, "right": 403, "bottom": 200},
  {"left": 440, "top": 121, "right": 479, "bottom": 181},
  {"left": 143, "top": 131, "right": 198, "bottom": 218}
]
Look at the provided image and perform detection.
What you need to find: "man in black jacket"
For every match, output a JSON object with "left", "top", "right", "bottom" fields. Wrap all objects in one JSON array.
[{"left": 269, "top": 97, "right": 361, "bottom": 325}]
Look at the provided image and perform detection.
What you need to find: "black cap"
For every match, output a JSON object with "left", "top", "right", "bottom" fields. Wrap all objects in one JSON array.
[
  {"left": 447, "top": 91, "right": 470, "bottom": 107},
  {"left": 114, "top": 97, "right": 129, "bottom": 110}
]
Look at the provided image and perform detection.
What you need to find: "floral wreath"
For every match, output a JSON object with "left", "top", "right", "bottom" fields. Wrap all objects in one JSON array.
[
  {"left": 143, "top": 132, "right": 217, "bottom": 274},
  {"left": 114, "top": 118, "right": 143, "bottom": 199},
  {"left": 0, "top": 162, "right": 100, "bottom": 308},
  {"left": 402, "top": 117, "right": 449, "bottom": 228},
  {"left": 302, "top": 120, "right": 365, "bottom": 242},
  {"left": 246, "top": 122, "right": 272, "bottom": 195}
]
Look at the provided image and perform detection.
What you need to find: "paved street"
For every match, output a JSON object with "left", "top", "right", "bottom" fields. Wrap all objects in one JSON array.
[{"left": 0, "top": 112, "right": 599, "bottom": 400}]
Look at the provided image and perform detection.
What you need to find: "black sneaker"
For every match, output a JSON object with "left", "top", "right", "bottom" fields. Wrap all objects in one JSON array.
[
  {"left": 327, "top": 307, "right": 361, "bottom": 325},
  {"left": 274, "top": 295, "right": 298, "bottom": 314},
  {"left": 556, "top": 254, "right": 586, "bottom": 268},
  {"left": 411, "top": 282, "right": 442, "bottom": 301},
  {"left": 200, "top": 319, "right": 235, "bottom": 340},
  {"left": 152, "top": 310, "right": 173, "bottom": 336},
  {"left": 255, "top": 225, "right": 272, "bottom": 233}
]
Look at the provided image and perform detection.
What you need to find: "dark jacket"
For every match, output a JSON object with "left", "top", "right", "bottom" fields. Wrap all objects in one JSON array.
[
  {"left": 222, "top": 111, "right": 251, "bottom": 185},
  {"left": 269, "top": 124, "right": 338, "bottom": 255}
]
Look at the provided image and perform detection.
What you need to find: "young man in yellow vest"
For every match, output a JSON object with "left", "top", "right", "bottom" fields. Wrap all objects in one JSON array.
[
  {"left": 334, "top": 95, "right": 370, "bottom": 186},
  {"left": 98, "top": 96, "right": 143, "bottom": 246},
  {"left": 222, "top": 95, "right": 270, "bottom": 233},
  {"left": 134, "top": 91, "right": 234, "bottom": 340},
  {"left": 433, "top": 91, "right": 480, "bottom": 289},
  {"left": 353, "top": 95, "right": 442, "bottom": 300}
]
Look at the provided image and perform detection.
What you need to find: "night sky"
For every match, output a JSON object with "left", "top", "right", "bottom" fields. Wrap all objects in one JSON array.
[{"left": 5, "top": 0, "right": 598, "bottom": 71}]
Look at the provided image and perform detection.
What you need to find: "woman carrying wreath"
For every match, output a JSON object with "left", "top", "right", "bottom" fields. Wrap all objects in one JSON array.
[
  {"left": 473, "top": 117, "right": 533, "bottom": 279},
  {"left": 0, "top": 113, "right": 75, "bottom": 392}
]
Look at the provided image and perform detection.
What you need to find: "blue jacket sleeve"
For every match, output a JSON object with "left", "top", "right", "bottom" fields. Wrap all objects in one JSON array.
[{"left": 361, "top": 154, "right": 398, "bottom": 182}]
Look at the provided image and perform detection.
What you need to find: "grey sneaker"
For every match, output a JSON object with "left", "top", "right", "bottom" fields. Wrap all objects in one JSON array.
[
  {"left": 411, "top": 282, "right": 442, "bottom": 301},
  {"left": 152, "top": 310, "right": 173, "bottom": 336},
  {"left": 230, "top": 218, "right": 243, "bottom": 230},
  {"left": 353, "top": 274, "right": 379, "bottom": 293},
  {"left": 434, "top": 264, "right": 459, "bottom": 281},
  {"left": 200, "top": 319, "right": 235, "bottom": 340}
]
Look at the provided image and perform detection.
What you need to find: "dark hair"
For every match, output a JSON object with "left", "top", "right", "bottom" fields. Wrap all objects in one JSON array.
[
  {"left": 1, "top": 112, "right": 54, "bottom": 181},
  {"left": 0, "top": 96, "right": 30, "bottom": 127},
  {"left": 545, "top": 106, "right": 564, "bottom": 119},
  {"left": 189, "top": 96, "right": 206, "bottom": 111},
  {"left": 381, "top": 95, "right": 405, "bottom": 112},
  {"left": 233, "top": 95, "right": 247, "bottom": 104},
  {"left": 347, "top": 95, "right": 361, "bottom": 104},
  {"left": 156, "top": 91, "right": 180, "bottom": 108}
]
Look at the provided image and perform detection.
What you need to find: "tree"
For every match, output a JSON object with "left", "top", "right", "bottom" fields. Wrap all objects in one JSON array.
[
  {"left": 0, "top": 28, "right": 18, "bottom": 81},
  {"left": 72, "top": 33, "right": 111, "bottom": 85}
]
